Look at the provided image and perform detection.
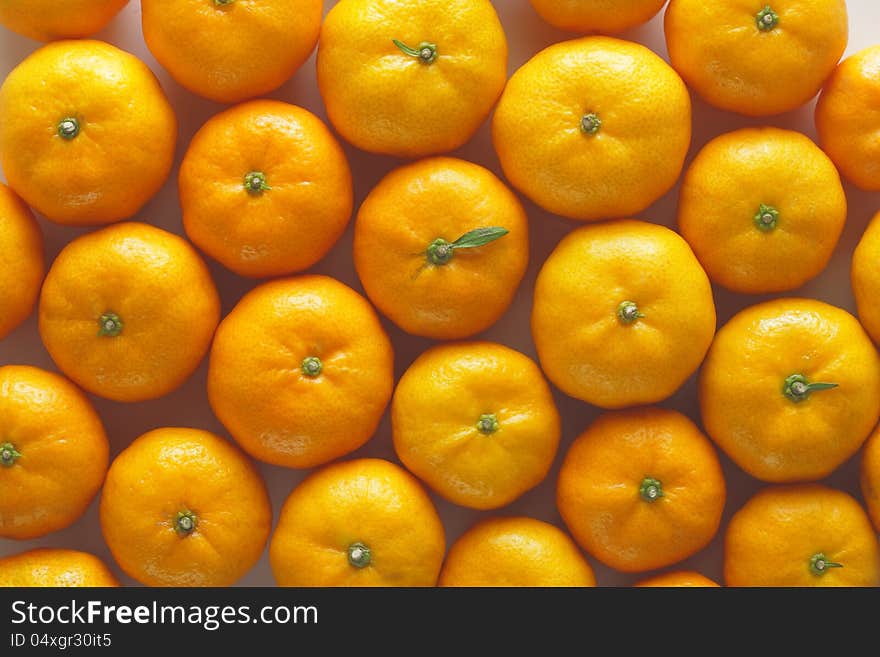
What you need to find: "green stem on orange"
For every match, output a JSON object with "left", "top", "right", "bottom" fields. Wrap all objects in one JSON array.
[
  {"left": 756, "top": 5, "right": 779, "bottom": 30},
  {"left": 477, "top": 413, "right": 499, "bottom": 435},
  {"left": 301, "top": 356, "right": 323, "bottom": 378},
  {"left": 426, "top": 227, "right": 509, "bottom": 266},
  {"left": 348, "top": 542, "right": 372, "bottom": 568},
  {"left": 617, "top": 301, "right": 644, "bottom": 325},
  {"left": 580, "top": 113, "right": 601, "bottom": 136},
  {"left": 809, "top": 553, "right": 842, "bottom": 576},
  {"left": 244, "top": 171, "right": 271, "bottom": 195},
  {"left": 97, "top": 312, "right": 123, "bottom": 337},
  {"left": 639, "top": 477, "right": 664, "bottom": 502},
  {"left": 392, "top": 39, "right": 438, "bottom": 64},
  {"left": 0, "top": 442, "right": 21, "bottom": 467},
  {"left": 175, "top": 509, "right": 197, "bottom": 536},
  {"left": 754, "top": 204, "right": 779, "bottom": 231},
  {"left": 783, "top": 374, "right": 837, "bottom": 403},
  {"left": 57, "top": 117, "right": 80, "bottom": 140}
]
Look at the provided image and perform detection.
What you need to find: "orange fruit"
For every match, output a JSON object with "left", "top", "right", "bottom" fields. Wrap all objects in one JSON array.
[
  {"left": 0, "top": 40, "right": 176, "bottom": 225},
  {"left": 392, "top": 342, "right": 560, "bottom": 510},
  {"left": 557, "top": 407, "right": 726, "bottom": 573},
  {"left": 532, "top": 219, "right": 715, "bottom": 409},
  {"left": 180, "top": 100, "right": 353, "bottom": 279},
  {"left": 0, "top": 549, "right": 118, "bottom": 587},
  {"left": 141, "top": 0, "right": 322, "bottom": 103},
  {"left": 0, "top": 0, "right": 127, "bottom": 41},
  {"left": 852, "top": 211, "right": 880, "bottom": 345},
  {"left": 817, "top": 45, "right": 880, "bottom": 190},
  {"left": 678, "top": 127, "right": 846, "bottom": 294},
  {"left": 0, "top": 183, "right": 43, "bottom": 341},
  {"left": 438, "top": 517, "right": 596, "bottom": 587},
  {"left": 208, "top": 275, "right": 394, "bottom": 469},
  {"left": 493, "top": 36, "right": 691, "bottom": 221},
  {"left": 665, "top": 0, "right": 848, "bottom": 116},
  {"left": 725, "top": 485, "right": 880, "bottom": 587},
  {"left": 860, "top": 425, "right": 880, "bottom": 532},
  {"left": 529, "top": 0, "right": 667, "bottom": 34},
  {"left": 317, "top": 0, "right": 507, "bottom": 158},
  {"left": 100, "top": 427, "right": 272, "bottom": 587},
  {"left": 0, "top": 365, "right": 108, "bottom": 540},
  {"left": 270, "top": 458, "right": 445, "bottom": 586},
  {"left": 354, "top": 157, "right": 528, "bottom": 340},
  {"left": 39, "top": 222, "right": 220, "bottom": 403},
  {"left": 635, "top": 571, "right": 720, "bottom": 587},
  {"left": 700, "top": 298, "right": 880, "bottom": 483}
]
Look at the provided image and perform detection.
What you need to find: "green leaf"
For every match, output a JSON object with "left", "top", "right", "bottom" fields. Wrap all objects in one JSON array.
[{"left": 450, "top": 227, "right": 509, "bottom": 250}]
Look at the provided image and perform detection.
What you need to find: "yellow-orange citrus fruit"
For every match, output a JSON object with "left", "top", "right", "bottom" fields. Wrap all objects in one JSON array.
[
  {"left": 725, "top": 485, "right": 880, "bottom": 587},
  {"left": 439, "top": 517, "right": 596, "bottom": 587},
  {"left": 532, "top": 219, "right": 715, "bottom": 409},
  {"left": 635, "top": 571, "right": 720, "bottom": 587},
  {"left": 529, "top": 0, "right": 667, "bottom": 34},
  {"left": 392, "top": 342, "right": 560, "bottom": 510},
  {"left": 180, "top": 100, "right": 353, "bottom": 279},
  {"left": 0, "top": 40, "right": 176, "bottom": 225},
  {"left": 270, "top": 458, "right": 445, "bottom": 586},
  {"left": 318, "top": 0, "right": 507, "bottom": 158},
  {"left": 817, "top": 45, "right": 880, "bottom": 190},
  {"left": 0, "top": 365, "right": 108, "bottom": 540},
  {"left": 700, "top": 298, "right": 880, "bottom": 482},
  {"left": 0, "top": 0, "right": 127, "bottom": 41},
  {"left": 0, "top": 549, "right": 119, "bottom": 587},
  {"left": 39, "top": 222, "right": 220, "bottom": 403},
  {"left": 0, "top": 184, "right": 43, "bottom": 341},
  {"left": 678, "top": 127, "right": 846, "bottom": 294},
  {"left": 100, "top": 427, "right": 272, "bottom": 587},
  {"left": 557, "top": 407, "right": 726, "bottom": 573},
  {"left": 665, "top": 0, "right": 848, "bottom": 116},
  {"left": 860, "top": 425, "right": 880, "bottom": 532},
  {"left": 354, "top": 157, "right": 529, "bottom": 340},
  {"left": 852, "top": 210, "right": 880, "bottom": 345},
  {"left": 141, "top": 0, "right": 322, "bottom": 103},
  {"left": 208, "top": 275, "right": 394, "bottom": 469},
  {"left": 493, "top": 36, "right": 691, "bottom": 221}
]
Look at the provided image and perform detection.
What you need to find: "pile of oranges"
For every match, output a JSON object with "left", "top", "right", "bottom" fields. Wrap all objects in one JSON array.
[{"left": 1, "top": 0, "right": 880, "bottom": 588}]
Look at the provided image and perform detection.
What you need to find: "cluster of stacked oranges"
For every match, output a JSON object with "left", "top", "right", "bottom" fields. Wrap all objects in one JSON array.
[{"left": 2, "top": 0, "right": 880, "bottom": 588}]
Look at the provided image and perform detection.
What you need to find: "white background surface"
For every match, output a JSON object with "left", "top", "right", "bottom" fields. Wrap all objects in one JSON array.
[{"left": 1, "top": 0, "right": 879, "bottom": 587}]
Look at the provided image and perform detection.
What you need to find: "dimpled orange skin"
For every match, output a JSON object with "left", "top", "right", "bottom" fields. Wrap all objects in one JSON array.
[
  {"left": 354, "top": 158, "right": 529, "bottom": 340},
  {"left": 100, "top": 428, "right": 272, "bottom": 587},
  {"left": 0, "top": 549, "right": 118, "bottom": 587},
  {"left": 679, "top": 127, "right": 846, "bottom": 294},
  {"left": 0, "top": 40, "right": 176, "bottom": 225},
  {"left": 0, "top": 0, "right": 127, "bottom": 41},
  {"left": 0, "top": 365, "right": 108, "bottom": 540},
  {"left": 860, "top": 426, "right": 880, "bottom": 532},
  {"left": 317, "top": 0, "right": 507, "bottom": 158},
  {"left": 0, "top": 184, "right": 43, "bottom": 341},
  {"left": 39, "top": 223, "right": 221, "bottom": 403},
  {"left": 851, "top": 211, "right": 880, "bottom": 344},
  {"left": 529, "top": 0, "right": 667, "bottom": 33},
  {"left": 142, "top": 0, "right": 322, "bottom": 104},
  {"left": 817, "top": 46, "right": 880, "bottom": 190},
  {"left": 492, "top": 37, "right": 691, "bottom": 222},
  {"left": 208, "top": 275, "right": 394, "bottom": 469},
  {"left": 700, "top": 298, "right": 880, "bottom": 483},
  {"left": 438, "top": 517, "right": 596, "bottom": 587},
  {"left": 270, "top": 458, "right": 445, "bottom": 587},
  {"left": 532, "top": 220, "right": 715, "bottom": 409},
  {"left": 180, "top": 100, "right": 353, "bottom": 279},
  {"left": 392, "top": 342, "right": 560, "bottom": 510},
  {"left": 725, "top": 485, "right": 880, "bottom": 587},
  {"left": 665, "top": 0, "right": 848, "bottom": 116},
  {"left": 635, "top": 571, "right": 720, "bottom": 587},
  {"left": 557, "top": 408, "right": 726, "bottom": 573}
]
